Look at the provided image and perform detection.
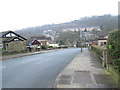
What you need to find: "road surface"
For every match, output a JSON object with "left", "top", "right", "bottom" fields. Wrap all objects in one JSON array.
[{"left": 2, "top": 48, "right": 81, "bottom": 88}]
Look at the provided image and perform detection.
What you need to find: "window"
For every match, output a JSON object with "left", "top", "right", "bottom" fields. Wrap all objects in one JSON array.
[
  {"left": 14, "top": 39, "right": 19, "bottom": 41},
  {"left": 104, "top": 42, "right": 106, "bottom": 44},
  {"left": 100, "top": 42, "right": 104, "bottom": 46}
]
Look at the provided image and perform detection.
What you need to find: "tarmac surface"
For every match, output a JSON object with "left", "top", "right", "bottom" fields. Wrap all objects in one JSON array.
[
  {"left": 2, "top": 48, "right": 80, "bottom": 88},
  {"left": 55, "top": 48, "right": 118, "bottom": 88}
]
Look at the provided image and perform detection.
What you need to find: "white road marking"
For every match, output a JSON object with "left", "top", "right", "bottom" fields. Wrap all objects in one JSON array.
[{"left": 0, "top": 66, "right": 6, "bottom": 69}]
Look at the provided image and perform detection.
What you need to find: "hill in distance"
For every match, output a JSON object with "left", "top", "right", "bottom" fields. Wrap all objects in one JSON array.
[{"left": 15, "top": 14, "right": 118, "bottom": 39}]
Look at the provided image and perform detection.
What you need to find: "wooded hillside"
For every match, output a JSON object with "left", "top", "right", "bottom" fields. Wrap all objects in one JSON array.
[{"left": 15, "top": 14, "right": 118, "bottom": 39}]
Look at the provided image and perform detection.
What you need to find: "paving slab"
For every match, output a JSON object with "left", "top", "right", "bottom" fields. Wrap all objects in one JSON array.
[{"left": 55, "top": 48, "right": 118, "bottom": 88}]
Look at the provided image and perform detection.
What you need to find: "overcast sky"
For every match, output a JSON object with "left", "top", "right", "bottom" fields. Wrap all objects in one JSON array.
[{"left": 0, "top": 0, "right": 119, "bottom": 31}]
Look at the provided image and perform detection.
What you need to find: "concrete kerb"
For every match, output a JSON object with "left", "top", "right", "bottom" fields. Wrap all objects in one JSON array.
[{"left": 2, "top": 49, "right": 59, "bottom": 60}]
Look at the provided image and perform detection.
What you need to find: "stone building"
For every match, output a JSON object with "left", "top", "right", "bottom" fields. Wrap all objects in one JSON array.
[{"left": 1, "top": 31, "right": 27, "bottom": 52}]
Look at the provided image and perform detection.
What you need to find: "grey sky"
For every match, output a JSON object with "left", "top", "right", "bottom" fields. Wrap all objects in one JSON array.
[{"left": 0, "top": 0, "right": 119, "bottom": 31}]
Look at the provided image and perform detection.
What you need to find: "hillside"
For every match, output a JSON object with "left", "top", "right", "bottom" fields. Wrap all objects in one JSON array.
[{"left": 15, "top": 14, "right": 118, "bottom": 39}]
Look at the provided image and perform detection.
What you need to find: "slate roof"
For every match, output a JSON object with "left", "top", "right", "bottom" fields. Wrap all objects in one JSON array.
[
  {"left": 2, "top": 37, "right": 24, "bottom": 42},
  {"left": 2, "top": 31, "right": 27, "bottom": 40},
  {"left": 26, "top": 38, "right": 41, "bottom": 46},
  {"left": 1, "top": 30, "right": 27, "bottom": 43}
]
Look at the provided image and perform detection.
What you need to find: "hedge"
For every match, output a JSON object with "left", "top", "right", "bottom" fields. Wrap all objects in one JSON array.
[
  {"left": 91, "top": 45, "right": 106, "bottom": 57},
  {"left": 107, "top": 29, "right": 120, "bottom": 71}
]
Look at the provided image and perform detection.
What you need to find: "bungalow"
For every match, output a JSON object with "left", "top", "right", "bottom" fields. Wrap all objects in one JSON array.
[
  {"left": 1, "top": 30, "right": 27, "bottom": 52},
  {"left": 26, "top": 38, "right": 41, "bottom": 51}
]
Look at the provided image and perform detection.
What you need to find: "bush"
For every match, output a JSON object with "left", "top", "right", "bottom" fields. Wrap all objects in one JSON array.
[
  {"left": 91, "top": 45, "right": 106, "bottom": 57},
  {"left": 107, "top": 29, "right": 120, "bottom": 71},
  {"left": 48, "top": 46, "right": 53, "bottom": 48},
  {"left": 113, "top": 59, "right": 120, "bottom": 71},
  {"left": 41, "top": 45, "right": 47, "bottom": 49}
]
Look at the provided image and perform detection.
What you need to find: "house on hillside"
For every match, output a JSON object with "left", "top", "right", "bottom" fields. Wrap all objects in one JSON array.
[
  {"left": 98, "top": 38, "right": 107, "bottom": 47},
  {"left": 46, "top": 40, "right": 59, "bottom": 47},
  {"left": 1, "top": 31, "right": 27, "bottom": 52},
  {"left": 30, "top": 36, "right": 51, "bottom": 46}
]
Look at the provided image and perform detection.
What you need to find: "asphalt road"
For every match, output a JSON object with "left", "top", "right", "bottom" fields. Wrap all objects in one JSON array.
[{"left": 2, "top": 48, "right": 80, "bottom": 88}]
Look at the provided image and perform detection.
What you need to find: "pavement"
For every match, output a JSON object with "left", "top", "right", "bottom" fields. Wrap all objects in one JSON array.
[
  {"left": 55, "top": 48, "right": 118, "bottom": 88},
  {"left": 2, "top": 49, "right": 58, "bottom": 60}
]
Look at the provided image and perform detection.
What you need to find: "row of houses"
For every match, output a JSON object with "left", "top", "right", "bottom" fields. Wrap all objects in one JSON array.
[
  {"left": 0, "top": 31, "right": 59, "bottom": 52},
  {"left": 89, "top": 37, "right": 107, "bottom": 47}
]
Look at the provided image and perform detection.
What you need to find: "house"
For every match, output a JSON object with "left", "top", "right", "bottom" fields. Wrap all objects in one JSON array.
[
  {"left": 46, "top": 40, "right": 59, "bottom": 47},
  {"left": 98, "top": 38, "right": 107, "bottom": 46},
  {"left": 26, "top": 38, "right": 41, "bottom": 51},
  {"left": 48, "top": 43, "right": 59, "bottom": 48},
  {"left": 1, "top": 30, "right": 27, "bottom": 52},
  {"left": 30, "top": 36, "right": 51, "bottom": 46},
  {"left": 38, "top": 40, "right": 47, "bottom": 46}
]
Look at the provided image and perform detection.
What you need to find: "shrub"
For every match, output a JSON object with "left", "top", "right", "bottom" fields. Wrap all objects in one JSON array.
[
  {"left": 107, "top": 29, "right": 120, "bottom": 71},
  {"left": 113, "top": 59, "right": 120, "bottom": 71},
  {"left": 48, "top": 46, "right": 53, "bottom": 48},
  {"left": 91, "top": 45, "right": 106, "bottom": 57},
  {"left": 41, "top": 45, "right": 47, "bottom": 49}
]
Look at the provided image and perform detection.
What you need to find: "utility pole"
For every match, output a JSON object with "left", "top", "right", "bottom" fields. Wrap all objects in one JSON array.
[{"left": 79, "top": 29, "right": 83, "bottom": 52}]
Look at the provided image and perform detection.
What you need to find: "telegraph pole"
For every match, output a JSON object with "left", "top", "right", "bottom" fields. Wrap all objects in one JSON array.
[{"left": 79, "top": 29, "right": 83, "bottom": 52}]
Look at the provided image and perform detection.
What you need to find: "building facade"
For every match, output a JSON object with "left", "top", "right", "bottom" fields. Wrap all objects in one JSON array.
[{"left": 1, "top": 31, "right": 27, "bottom": 52}]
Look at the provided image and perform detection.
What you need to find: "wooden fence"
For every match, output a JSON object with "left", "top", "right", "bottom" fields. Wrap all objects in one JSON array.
[{"left": 89, "top": 45, "right": 120, "bottom": 87}]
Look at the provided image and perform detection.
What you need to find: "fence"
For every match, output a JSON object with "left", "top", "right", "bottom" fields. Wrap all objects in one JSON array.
[
  {"left": 89, "top": 45, "right": 107, "bottom": 66},
  {"left": 89, "top": 45, "right": 120, "bottom": 87}
]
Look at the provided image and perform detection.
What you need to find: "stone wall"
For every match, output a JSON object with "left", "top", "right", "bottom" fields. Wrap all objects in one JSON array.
[{"left": 6, "top": 41, "right": 26, "bottom": 52}]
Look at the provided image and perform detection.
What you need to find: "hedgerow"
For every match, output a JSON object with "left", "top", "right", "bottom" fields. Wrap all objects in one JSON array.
[
  {"left": 107, "top": 29, "right": 120, "bottom": 71},
  {"left": 91, "top": 45, "right": 106, "bottom": 57}
]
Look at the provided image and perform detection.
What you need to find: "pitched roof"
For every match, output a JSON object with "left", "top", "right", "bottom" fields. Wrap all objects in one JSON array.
[
  {"left": 30, "top": 39, "right": 41, "bottom": 45},
  {"left": 26, "top": 39, "right": 41, "bottom": 45},
  {"left": 3, "top": 37, "right": 24, "bottom": 42},
  {"left": 2, "top": 30, "right": 27, "bottom": 40}
]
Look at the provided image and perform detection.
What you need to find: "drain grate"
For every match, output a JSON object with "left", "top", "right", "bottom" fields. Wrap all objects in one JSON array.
[
  {"left": 73, "top": 71, "right": 93, "bottom": 84},
  {"left": 58, "top": 79, "right": 71, "bottom": 84},
  {"left": 59, "top": 75, "right": 71, "bottom": 79},
  {"left": 58, "top": 75, "right": 72, "bottom": 85}
]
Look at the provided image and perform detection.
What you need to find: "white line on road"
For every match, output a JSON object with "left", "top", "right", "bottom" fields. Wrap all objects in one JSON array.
[{"left": 0, "top": 66, "right": 6, "bottom": 69}]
